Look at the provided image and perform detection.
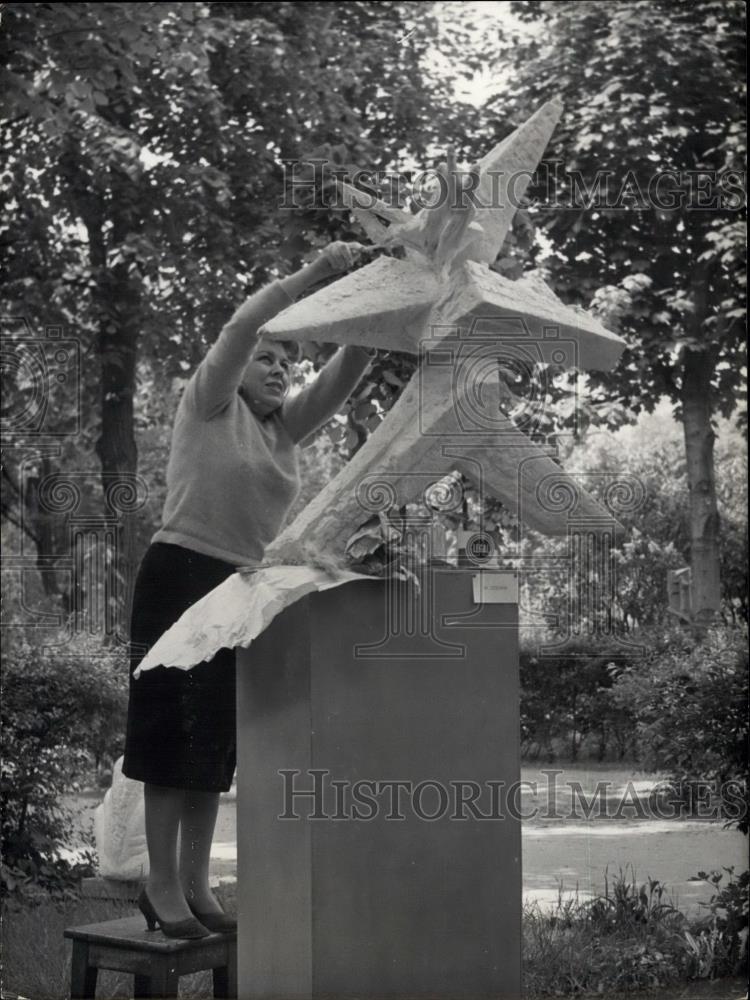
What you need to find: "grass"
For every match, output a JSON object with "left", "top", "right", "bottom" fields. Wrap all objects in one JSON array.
[
  {"left": 1, "top": 872, "right": 746, "bottom": 999},
  {"left": 1, "top": 883, "right": 237, "bottom": 1000}
]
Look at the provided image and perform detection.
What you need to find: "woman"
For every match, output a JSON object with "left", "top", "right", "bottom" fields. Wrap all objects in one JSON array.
[{"left": 123, "top": 241, "right": 372, "bottom": 938}]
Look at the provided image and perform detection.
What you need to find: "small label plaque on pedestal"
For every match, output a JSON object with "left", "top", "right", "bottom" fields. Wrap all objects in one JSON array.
[{"left": 472, "top": 571, "right": 518, "bottom": 604}]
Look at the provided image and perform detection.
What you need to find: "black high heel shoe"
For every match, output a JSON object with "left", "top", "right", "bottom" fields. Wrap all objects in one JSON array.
[
  {"left": 137, "top": 888, "right": 211, "bottom": 939},
  {"left": 187, "top": 899, "right": 237, "bottom": 934}
]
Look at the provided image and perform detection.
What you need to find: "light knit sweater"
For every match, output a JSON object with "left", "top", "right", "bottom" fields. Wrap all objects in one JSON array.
[{"left": 152, "top": 280, "right": 372, "bottom": 566}]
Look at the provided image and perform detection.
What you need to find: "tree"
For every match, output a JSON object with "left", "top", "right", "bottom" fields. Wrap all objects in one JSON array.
[
  {"left": 482, "top": 0, "right": 746, "bottom": 624},
  {"left": 2, "top": 1, "right": 470, "bottom": 627}
]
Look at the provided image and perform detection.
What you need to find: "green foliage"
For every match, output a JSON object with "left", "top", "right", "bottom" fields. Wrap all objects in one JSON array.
[
  {"left": 332, "top": 351, "right": 419, "bottom": 457},
  {"left": 1, "top": 628, "right": 128, "bottom": 899},
  {"left": 515, "top": 418, "right": 747, "bottom": 764},
  {"left": 456, "top": 414, "right": 746, "bottom": 767},
  {"left": 524, "top": 867, "right": 711, "bottom": 994},
  {"left": 476, "top": 0, "right": 746, "bottom": 617},
  {"left": 564, "top": 414, "right": 747, "bottom": 624},
  {"left": 520, "top": 637, "right": 638, "bottom": 762},
  {"left": 497, "top": 0, "right": 746, "bottom": 420},
  {"left": 587, "top": 868, "right": 682, "bottom": 935},
  {"left": 611, "top": 625, "right": 749, "bottom": 831},
  {"left": 289, "top": 425, "right": 348, "bottom": 521},
  {"left": 0, "top": 893, "right": 232, "bottom": 998},
  {"left": 715, "top": 445, "right": 750, "bottom": 621},
  {"left": 1, "top": 867, "right": 739, "bottom": 998},
  {"left": 686, "top": 868, "right": 749, "bottom": 978},
  {"left": 567, "top": 422, "right": 691, "bottom": 625},
  {"left": 524, "top": 865, "right": 747, "bottom": 991},
  {"left": 508, "top": 412, "right": 747, "bottom": 643},
  {"left": 1, "top": 1, "right": 484, "bottom": 614},
  {"left": 1, "top": 1, "right": 470, "bottom": 383}
]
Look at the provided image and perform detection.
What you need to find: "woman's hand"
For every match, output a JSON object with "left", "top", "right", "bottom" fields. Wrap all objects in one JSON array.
[
  {"left": 279, "top": 241, "right": 367, "bottom": 301},
  {"left": 305, "top": 240, "right": 367, "bottom": 284},
  {"left": 319, "top": 240, "right": 366, "bottom": 274}
]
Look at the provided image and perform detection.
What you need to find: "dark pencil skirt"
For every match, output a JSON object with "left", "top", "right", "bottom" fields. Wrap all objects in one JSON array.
[{"left": 122, "top": 541, "right": 238, "bottom": 792}]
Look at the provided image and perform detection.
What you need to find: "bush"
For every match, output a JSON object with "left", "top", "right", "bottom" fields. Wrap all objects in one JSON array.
[
  {"left": 611, "top": 624, "right": 749, "bottom": 831},
  {"left": 686, "top": 868, "right": 749, "bottom": 978},
  {"left": 524, "top": 868, "right": 688, "bottom": 994},
  {"left": 524, "top": 865, "right": 748, "bottom": 994},
  {"left": 1, "top": 632, "right": 129, "bottom": 899},
  {"left": 520, "top": 635, "right": 640, "bottom": 762}
]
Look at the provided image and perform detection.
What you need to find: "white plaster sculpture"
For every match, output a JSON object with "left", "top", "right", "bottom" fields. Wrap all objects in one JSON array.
[{"left": 137, "top": 98, "right": 627, "bottom": 673}]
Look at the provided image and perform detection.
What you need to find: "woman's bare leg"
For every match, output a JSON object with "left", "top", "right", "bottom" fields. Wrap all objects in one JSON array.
[
  {"left": 144, "top": 783, "right": 194, "bottom": 921},
  {"left": 179, "top": 789, "right": 224, "bottom": 914}
]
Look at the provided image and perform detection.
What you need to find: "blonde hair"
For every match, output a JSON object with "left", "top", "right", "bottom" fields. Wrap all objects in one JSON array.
[
  {"left": 279, "top": 340, "right": 302, "bottom": 363},
  {"left": 252, "top": 337, "right": 302, "bottom": 364}
]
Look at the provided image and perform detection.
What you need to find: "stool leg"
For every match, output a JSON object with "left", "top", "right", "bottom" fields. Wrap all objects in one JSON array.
[
  {"left": 213, "top": 940, "right": 237, "bottom": 999},
  {"left": 138, "top": 963, "right": 179, "bottom": 999},
  {"left": 212, "top": 965, "right": 228, "bottom": 999},
  {"left": 70, "top": 940, "right": 98, "bottom": 999},
  {"left": 133, "top": 974, "right": 150, "bottom": 999}
]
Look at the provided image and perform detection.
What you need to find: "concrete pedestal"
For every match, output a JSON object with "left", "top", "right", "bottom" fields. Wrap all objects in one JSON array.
[{"left": 236, "top": 566, "right": 520, "bottom": 999}]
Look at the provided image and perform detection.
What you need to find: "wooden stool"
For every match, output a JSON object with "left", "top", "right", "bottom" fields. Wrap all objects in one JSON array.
[{"left": 64, "top": 916, "right": 236, "bottom": 999}]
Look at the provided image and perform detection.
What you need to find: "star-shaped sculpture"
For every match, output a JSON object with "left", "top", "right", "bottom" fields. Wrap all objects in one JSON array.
[
  {"left": 264, "top": 100, "right": 622, "bottom": 367},
  {"left": 261, "top": 99, "right": 627, "bottom": 565}
]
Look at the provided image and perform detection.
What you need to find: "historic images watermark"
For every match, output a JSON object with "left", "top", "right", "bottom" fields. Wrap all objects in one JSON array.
[
  {"left": 279, "top": 159, "right": 746, "bottom": 212},
  {"left": 277, "top": 768, "right": 747, "bottom": 825}
]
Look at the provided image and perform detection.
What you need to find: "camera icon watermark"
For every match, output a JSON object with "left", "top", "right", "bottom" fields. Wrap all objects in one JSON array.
[
  {"left": 460, "top": 531, "right": 497, "bottom": 566},
  {"left": 418, "top": 318, "right": 579, "bottom": 439},
  {"left": 1, "top": 318, "right": 82, "bottom": 439}
]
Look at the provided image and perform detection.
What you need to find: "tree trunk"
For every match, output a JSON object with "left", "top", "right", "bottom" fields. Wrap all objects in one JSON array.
[
  {"left": 95, "top": 258, "right": 139, "bottom": 482},
  {"left": 681, "top": 345, "right": 721, "bottom": 625},
  {"left": 2, "top": 458, "right": 72, "bottom": 610},
  {"left": 94, "top": 254, "right": 141, "bottom": 641},
  {"left": 27, "top": 456, "right": 75, "bottom": 613},
  {"left": 68, "top": 154, "right": 142, "bottom": 642}
]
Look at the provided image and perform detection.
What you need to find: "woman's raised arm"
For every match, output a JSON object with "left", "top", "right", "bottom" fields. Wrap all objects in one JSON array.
[
  {"left": 185, "top": 247, "right": 353, "bottom": 420},
  {"left": 281, "top": 344, "right": 376, "bottom": 444}
]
